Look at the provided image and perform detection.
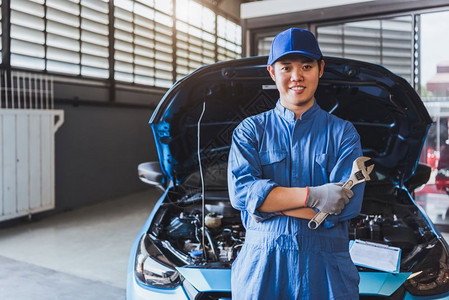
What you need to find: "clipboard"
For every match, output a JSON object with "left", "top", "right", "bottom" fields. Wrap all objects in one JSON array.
[{"left": 349, "top": 239, "right": 401, "bottom": 273}]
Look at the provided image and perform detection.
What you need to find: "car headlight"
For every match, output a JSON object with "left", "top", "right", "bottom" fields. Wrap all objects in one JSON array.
[
  {"left": 134, "top": 233, "right": 181, "bottom": 289},
  {"left": 404, "top": 239, "right": 449, "bottom": 296}
]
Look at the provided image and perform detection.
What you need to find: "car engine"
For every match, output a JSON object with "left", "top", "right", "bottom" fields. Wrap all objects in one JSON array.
[
  {"left": 163, "top": 205, "right": 245, "bottom": 264},
  {"left": 150, "top": 191, "right": 245, "bottom": 266},
  {"left": 149, "top": 184, "right": 438, "bottom": 271}
]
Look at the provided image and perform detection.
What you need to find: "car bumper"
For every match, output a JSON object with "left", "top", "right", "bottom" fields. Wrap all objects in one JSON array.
[
  {"left": 126, "top": 271, "right": 449, "bottom": 300},
  {"left": 403, "top": 291, "right": 449, "bottom": 299},
  {"left": 126, "top": 271, "right": 188, "bottom": 300}
]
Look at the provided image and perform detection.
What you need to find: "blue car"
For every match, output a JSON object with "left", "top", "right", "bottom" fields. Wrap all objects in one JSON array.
[{"left": 127, "top": 56, "right": 449, "bottom": 299}]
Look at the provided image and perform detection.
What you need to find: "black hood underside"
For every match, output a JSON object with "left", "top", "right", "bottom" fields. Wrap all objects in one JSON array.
[{"left": 150, "top": 56, "right": 432, "bottom": 186}]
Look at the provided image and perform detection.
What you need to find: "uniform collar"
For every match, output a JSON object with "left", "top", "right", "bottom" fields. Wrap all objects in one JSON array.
[{"left": 275, "top": 99, "right": 320, "bottom": 122}]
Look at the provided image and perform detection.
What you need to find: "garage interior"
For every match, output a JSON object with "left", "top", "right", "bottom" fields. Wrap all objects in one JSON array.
[{"left": 1, "top": 0, "right": 449, "bottom": 299}]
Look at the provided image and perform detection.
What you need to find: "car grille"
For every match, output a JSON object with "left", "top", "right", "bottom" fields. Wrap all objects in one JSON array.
[
  {"left": 188, "top": 289, "right": 404, "bottom": 299},
  {"left": 183, "top": 279, "right": 231, "bottom": 300},
  {"left": 360, "top": 286, "right": 405, "bottom": 300},
  {"left": 194, "top": 292, "right": 231, "bottom": 300}
]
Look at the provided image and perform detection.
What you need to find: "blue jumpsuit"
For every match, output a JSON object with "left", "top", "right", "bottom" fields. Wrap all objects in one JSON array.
[{"left": 228, "top": 100, "right": 365, "bottom": 300}]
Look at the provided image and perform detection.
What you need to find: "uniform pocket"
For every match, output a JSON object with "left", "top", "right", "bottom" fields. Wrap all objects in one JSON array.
[
  {"left": 324, "top": 252, "right": 360, "bottom": 298},
  {"left": 259, "top": 150, "right": 287, "bottom": 180},
  {"left": 335, "top": 252, "right": 360, "bottom": 295},
  {"left": 231, "top": 243, "right": 269, "bottom": 297},
  {"left": 260, "top": 150, "right": 287, "bottom": 165},
  {"left": 315, "top": 153, "right": 338, "bottom": 182},
  {"left": 315, "top": 153, "right": 329, "bottom": 182}
]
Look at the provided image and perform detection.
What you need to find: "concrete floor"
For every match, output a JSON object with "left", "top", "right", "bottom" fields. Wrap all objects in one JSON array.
[
  {"left": 1, "top": 188, "right": 449, "bottom": 300},
  {"left": 0, "top": 188, "right": 159, "bottom": 300}
]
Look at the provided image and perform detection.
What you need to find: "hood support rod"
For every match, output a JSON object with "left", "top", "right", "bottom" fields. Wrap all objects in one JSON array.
[{"left": 197, "top": 100, "right": 207, "bottom": 262}]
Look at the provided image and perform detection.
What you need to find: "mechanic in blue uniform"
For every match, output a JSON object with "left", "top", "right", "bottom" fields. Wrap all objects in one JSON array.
[{"left": 227, "top": 28, "right": 365, "bottom": 300}]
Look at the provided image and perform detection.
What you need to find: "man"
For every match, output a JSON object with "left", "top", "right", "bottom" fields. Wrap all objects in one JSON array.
[{"left": 227, "top": 28, "right": 365, "bottom": 299}]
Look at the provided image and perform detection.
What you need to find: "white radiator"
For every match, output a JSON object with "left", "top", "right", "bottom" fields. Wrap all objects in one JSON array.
[{"left": 0, "top": 71, "right": 64, "bottom": 221}]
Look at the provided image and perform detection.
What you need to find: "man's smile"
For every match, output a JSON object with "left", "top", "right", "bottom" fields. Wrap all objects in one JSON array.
[{"left": 289, "top": 85, "right": 305, "bottom": 93}]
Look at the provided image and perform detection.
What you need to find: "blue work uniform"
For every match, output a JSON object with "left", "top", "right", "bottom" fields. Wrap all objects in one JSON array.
[{"left": 228, "top": 100, "right": 365, "bottom": 300}]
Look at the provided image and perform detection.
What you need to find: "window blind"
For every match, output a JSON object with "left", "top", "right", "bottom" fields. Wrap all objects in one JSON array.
[
  {"left": 10, "top": 0, "right": 110, "bottom": 77},
  {"left": 8, "top": 0, "right": 242, "bottom": 89},
  {"left": 257, "top": 36, "right": 273, "bottom": 58},
  {"left": 217, "top": 15, "right": 241, "bottom": 62},
  {"left": 114, "top": 0, "right": 173, "bottom": 88},
  {"left": 317, "top": 16, "right": 413, "bottom": 83},
  {"left": 175, "top": 0, "right": 216, "bottom": 80}
]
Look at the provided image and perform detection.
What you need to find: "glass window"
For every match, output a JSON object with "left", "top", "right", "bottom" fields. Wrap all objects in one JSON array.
[
  {"left": 416, "top": 10, "right": 449, "bottom": 228},
  {"left": 114, "top": 0, "right": 173, "bottom": 88},
  {"left": 257, "top": 36, "right": 273, "bottom": 56},
  {"left": 10, "top": 0, "right": 109, "bottom": 77},
  {"left": 317, "top": 16, "right": 414, "bottom": 84},
  {"left": 80, "top": 0, "right": 109, "bottom": 78},
  {"left": 175, "top": 0, "right": 216, "bottom": 80},
  {"left": 7, "top": 0, "right": 242, "bottom": 89},
  {"left": 217, "top": 15, "right": 241, "bottom": 62}
]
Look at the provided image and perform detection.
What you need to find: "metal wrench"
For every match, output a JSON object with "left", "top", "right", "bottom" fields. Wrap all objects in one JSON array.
[{"left": 307, "top": 156, "right": 374, "bottom": 230}]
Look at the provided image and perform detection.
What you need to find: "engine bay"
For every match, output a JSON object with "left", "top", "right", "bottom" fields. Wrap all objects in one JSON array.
[
  {"left": 150, "top": 192, "right": 244, "bottom": 267},
  {"left": 148, "top": 183, "right": 438, "bottom": 273}
]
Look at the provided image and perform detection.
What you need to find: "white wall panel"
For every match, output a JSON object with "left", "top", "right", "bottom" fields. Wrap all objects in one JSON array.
[
  {"left": 40, "top": 114, "right": 52, "bottom": 208},
  {"left": 29, "top": 114, "right": 41, "bottom": 211},
  {"left": 0, "top": 109, "right": 64, "bottom": 221},
  {"left": 3, "top": 115, "right": 16, "bottom": 216},
  {"left": 16, "top": 114, "right": 29, "bottom": 214}
]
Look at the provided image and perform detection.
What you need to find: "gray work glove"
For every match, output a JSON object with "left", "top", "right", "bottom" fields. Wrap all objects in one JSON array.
[{"left": 306, "top": 183, "right": 354, "bottom": 215}]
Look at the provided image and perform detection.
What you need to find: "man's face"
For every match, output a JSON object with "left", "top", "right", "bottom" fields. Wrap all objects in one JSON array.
[{"left": 267, "top": 55, "right": 325, "bottom": 112}]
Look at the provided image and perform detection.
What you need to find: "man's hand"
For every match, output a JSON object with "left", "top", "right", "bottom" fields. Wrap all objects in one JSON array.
[{"left": 305, "top": 183, "right": 353, "bottom": 215}]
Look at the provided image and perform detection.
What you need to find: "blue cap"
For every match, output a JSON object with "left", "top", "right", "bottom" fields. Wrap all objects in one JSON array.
[{"left": 267, "top": 28, "right": 323, "bottom": 65}]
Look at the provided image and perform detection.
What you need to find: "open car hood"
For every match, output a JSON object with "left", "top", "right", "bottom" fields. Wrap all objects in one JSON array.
[{"left": 150, "top": 56, "right": 432, "bottom": 186}]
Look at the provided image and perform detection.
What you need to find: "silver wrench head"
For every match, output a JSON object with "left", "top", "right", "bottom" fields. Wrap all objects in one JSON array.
[{"left": 353, "top": 156, "right": 374, "bottom": 182}]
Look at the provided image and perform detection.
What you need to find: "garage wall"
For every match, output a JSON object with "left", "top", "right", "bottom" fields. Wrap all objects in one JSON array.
[
  {"left": 32, "top": 0, "right": 244, "bottom": 213},
  {"left": 0, "top": 0, "right": 245, "bottom": 216},
  {"left": 53, "top": 93, "right": 159, "bottom": 212}
]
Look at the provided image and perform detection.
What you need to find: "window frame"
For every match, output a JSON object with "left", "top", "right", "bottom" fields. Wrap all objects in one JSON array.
[
  {"left": 313, "top": 13, "right": 416, "bottom": 87},
  {"left": 0, "top": 0, "right": 243, "bottom": 100},
  {"left": 245, "top": 4, "right": 449, "bottom": 93}
]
